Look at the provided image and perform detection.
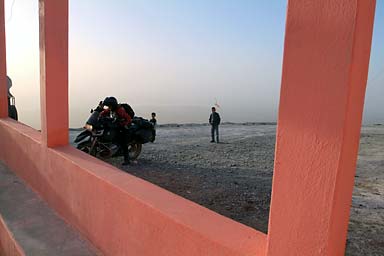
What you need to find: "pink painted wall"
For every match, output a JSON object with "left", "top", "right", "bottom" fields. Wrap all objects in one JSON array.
[{"left": 0, "top": 119, "right": 266, "bottom": 255}]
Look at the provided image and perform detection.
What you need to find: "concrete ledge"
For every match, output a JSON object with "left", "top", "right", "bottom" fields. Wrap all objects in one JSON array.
[
  {"left": 0, "top": 215, "right": 25, "bottom": 256},
  {"left": 0, "top": 118, "right": 267, "bottom": 255},
  {"left": 0, "top": 160, "right": 100, "bottom": 255}
]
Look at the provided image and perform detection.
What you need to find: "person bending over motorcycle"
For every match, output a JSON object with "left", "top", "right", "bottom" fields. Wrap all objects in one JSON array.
[{"left": 100, "top": 97, "right": 132, "bottom": 165}]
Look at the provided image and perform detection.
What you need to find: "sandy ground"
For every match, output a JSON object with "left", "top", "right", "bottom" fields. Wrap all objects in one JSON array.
[
  {"left": 71, "top": 123, "right": 384, "bottom": 255},
  {"left": 347, "top": 126, "right": 384, "bottom": 255}
]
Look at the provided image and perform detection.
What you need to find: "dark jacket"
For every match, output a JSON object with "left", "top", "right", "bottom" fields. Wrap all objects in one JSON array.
[
  {"left": 150, "top": 118, "right": 157, "bottom": 127},
  {"left": 209, "top": 112, "right": 221, "bottom": 126}
]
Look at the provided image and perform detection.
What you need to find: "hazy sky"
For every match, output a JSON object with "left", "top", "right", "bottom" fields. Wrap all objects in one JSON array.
[{"left": 4, "top": 0, "right": 384, "bottom": 129}]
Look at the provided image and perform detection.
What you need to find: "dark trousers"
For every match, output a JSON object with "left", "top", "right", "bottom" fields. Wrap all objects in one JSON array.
[
  {"left": 211, "top": 125, "right": 219, "bottom": 142},
  {"left": 118, "top": 129, "right": 130, "bottom": 161}
]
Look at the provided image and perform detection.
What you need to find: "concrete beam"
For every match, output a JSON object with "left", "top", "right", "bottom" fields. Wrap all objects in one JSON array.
[
  {"left": 0, "top": 0, "right": 7, "bottom": 118},
  {"left": 39, "top": 0, "right": 69, "bottom": 147},
  {"left": 267, "top": 1, "right": 376, "bottom": 255}
]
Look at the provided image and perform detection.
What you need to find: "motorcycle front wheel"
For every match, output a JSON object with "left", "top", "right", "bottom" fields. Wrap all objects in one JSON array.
[
  {"left": 128, "top": 143, "right": 142, "bottom": 160},
  {"left": 77, "top": 141, "right": 97, "bottom": 156}
]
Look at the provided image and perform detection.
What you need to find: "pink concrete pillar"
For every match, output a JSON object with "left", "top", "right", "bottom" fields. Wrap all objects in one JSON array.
[
  {"left": 0, "top": 0, "right": 7, "bottom": 118},
  {"left": 267, "top": 1, "right": 376, "bottom": 255},
  {"left": 39, "top": 0, "right": 69, "bottom": 147}
]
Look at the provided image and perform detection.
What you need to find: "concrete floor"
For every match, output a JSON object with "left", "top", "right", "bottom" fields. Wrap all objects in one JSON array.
[{"left": 0, "top": 161, "right": 101, "bottom": 256}]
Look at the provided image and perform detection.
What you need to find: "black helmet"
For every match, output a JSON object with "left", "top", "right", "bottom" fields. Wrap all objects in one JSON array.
[
  {"left": 103, "top": 97, "right": 118, "bottom": 110},
  {"left": 7, "top": 76, "right": 13, "bottom": 98}
]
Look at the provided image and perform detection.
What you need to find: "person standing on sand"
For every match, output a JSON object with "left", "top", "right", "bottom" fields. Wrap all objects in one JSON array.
[
  {"left": 150, "top": 112, "right": 157, "bottom": 138},
  {"left": 209, "top": 107, "right": 221, "bottom": 143},
  {"left": 150, "top": 112, "right": 157, "bottom": 127}
]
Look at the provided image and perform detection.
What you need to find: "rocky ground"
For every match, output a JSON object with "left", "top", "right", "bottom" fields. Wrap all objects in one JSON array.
[{"left": 71, "top": 123, "right": 384, "bottom": 255}]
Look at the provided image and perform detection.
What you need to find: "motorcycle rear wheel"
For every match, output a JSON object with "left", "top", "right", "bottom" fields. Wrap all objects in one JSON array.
[{"left": 128, "top": 143, "right": 142, "bottom": 160}]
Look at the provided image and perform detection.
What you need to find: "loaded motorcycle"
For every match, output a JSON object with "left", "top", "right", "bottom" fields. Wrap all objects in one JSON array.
[{"left": 74, "top": 105, "right": 155, "bottom": 160}]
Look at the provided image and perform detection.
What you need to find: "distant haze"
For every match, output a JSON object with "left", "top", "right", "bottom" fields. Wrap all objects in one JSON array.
[{"left": 4, "top": 0, "right": 384, "bottom": 129}]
